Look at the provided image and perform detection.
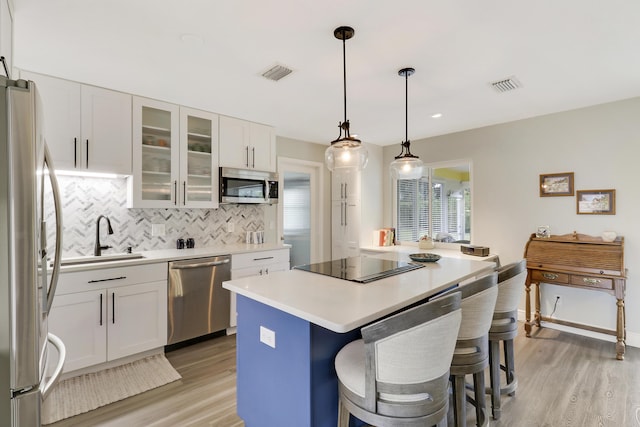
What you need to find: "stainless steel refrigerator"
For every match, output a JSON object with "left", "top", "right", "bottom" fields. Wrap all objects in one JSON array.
[{"left": 0, "top": 75, "right": 66, "bottom": 426}]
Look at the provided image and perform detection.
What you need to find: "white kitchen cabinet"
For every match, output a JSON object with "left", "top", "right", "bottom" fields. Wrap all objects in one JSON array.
[
  {"left": 331, "top": 170, "right": 361, "bottom": 259},
  {"left": 129, "top": 97, "right": 219, "bottom": 208},
  {"left": 48, "top": 263, "right": 167, "bottom": 374},
  {"left": 219, "top": 116, "right": 276, "bottom": 172},
  {"left": 229, "top": 248, "right": 290, "bottom": 328},
  {"left": 20, "top": 71, "right": 132, "bottom": 174}
]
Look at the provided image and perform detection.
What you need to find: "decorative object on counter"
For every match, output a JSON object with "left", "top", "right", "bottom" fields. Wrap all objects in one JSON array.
[
  {"left": 408, "top": 252, "right": 441, "bottom": 263},
  {"left": 245, "top": 230, "right": 265, "bottom": 244},
  {"left": 176, "top": 238, "right": 185, "bottom": 249},
  {"left": 577, "top": 189, "right": 616, "bottom": 215},
  {"left": 324, "top": 26, "right": 368, "bottom": 172},
  {"left": 186, "top": 238, "right": 195, "bottom": 248},
  {"left": 602, "top": 231, "right": 617, "bottom": 242},
  {"left": 419, "top": 234, "right": 435, "bottom": 249},
  {"left": 390, "top": 67, "right": 424, "bottom": 180},
  {"left": 460, "top": 245, "right": 490, "bottom": 257},
  {"left": 539, "top": 172, "right": 574, "bottom": 196},
  {"left": 536, "top": 225, "right": 550, "bottom": 238},
  {"left": 372, "top": 228, "right": 395, "bottom": 246}
]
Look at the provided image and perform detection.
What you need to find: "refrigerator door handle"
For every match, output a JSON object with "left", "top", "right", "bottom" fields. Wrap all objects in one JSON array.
[
  {"left": 41, "top": 333, "right": 66, "bottom": 400},
  {"left": 44, "top": 144, "right": 63, "bottom": 314}
]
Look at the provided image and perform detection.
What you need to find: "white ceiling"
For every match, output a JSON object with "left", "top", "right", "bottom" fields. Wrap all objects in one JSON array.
[{"left": 11, "top": 0, "right": 640, "bottom": 146}]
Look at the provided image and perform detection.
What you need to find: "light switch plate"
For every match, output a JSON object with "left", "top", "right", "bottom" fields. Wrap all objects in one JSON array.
[
  {"left": 260, "top": 326, "right": 276, "bottom": 348},
  {"left": 227, "top": 221, "right": 235, "bottom": 233},
  {"left": 151, "top": 223, "right": 165, "bottom": 236}
]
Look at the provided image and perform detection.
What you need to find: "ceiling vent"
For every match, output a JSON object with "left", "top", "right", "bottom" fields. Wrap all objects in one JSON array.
[
  {"left": 261, "top": 64, "right": 293, "bottom": 82},
  {"left": 490, "top": 76, "right": 522, "bottom": 93}
]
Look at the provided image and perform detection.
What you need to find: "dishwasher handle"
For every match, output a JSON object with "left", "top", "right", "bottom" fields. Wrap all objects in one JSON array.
[{"left": 170, "top": 258, "right": 230, "bottom": 270}]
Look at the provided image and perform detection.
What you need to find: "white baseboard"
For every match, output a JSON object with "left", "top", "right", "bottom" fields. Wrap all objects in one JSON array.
[{"left": 517, "top": 309, "right": 638, "bottom": 349}]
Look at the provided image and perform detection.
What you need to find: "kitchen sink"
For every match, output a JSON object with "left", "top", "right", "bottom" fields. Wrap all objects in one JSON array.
[{"left": 57, "top": 253, "right": 145, "bottom": 266}]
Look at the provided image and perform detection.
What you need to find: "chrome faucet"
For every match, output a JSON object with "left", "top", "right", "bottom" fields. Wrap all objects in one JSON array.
[{"left": 94, "top": 215, "right": 114, "bottom": 256}]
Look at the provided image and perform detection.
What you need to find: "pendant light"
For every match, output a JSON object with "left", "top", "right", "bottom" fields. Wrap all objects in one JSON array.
[
  {"left": 390, "top": 67, "right": 424, "bottom": 180},
  {"left": 325, "top": 26, "right": 368, "bottom": 171}
]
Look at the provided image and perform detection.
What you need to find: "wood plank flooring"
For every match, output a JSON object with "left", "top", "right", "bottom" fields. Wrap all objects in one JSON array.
[{"left": 50, "top": 324, "right": 640, "bottom": 427}]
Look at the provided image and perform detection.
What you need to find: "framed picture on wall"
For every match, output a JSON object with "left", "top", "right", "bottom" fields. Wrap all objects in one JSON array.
[
  {"left": 539, "top": 172, "right": 574, "bottom": 196},
  {"left": 576, "top": 189, "right": 616, "bottom": 215}
]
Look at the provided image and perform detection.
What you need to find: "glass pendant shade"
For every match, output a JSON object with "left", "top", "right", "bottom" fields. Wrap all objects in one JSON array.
[
  {"left": 325, "top": 138, "right": 369, "bottom": 171},
  {"left": 326, "top": 26, "right": 368, "bottom": 172},
  {"left": 390, "top": 155, "right": 423, "bottom": 180},
  {"left": 389, "top": 67, "right": 422, "bottom": 180}
]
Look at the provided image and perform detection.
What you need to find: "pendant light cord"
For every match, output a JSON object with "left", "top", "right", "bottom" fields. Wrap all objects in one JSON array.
[
  {"left": 342, "top": 33, "right": 348, "bottom": 125},
  {"left": 404, "top": 69, "right": 409, "bottom": 143}
]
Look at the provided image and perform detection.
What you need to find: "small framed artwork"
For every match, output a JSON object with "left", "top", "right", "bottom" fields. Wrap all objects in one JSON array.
[
  {"left": 536, "top": 225, "right": 550, "bottom": 238},
  {"left": 576, "top": 189, "right": 616, "bottom": 215},
  {"left": 540, "top": 172, "right": 574, "bottom": 197}
]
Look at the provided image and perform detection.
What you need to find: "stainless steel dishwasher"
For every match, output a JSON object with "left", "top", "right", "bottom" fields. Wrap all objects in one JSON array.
[{"left": 167, "top": 255, "right": 231, "bottom": 345}]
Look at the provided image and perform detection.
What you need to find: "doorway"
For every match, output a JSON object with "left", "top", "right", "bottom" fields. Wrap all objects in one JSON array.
[{"left": 277, "top": 158, "right": 323, "bottom": 267}]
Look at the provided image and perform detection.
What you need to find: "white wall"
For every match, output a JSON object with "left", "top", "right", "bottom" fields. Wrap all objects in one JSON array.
[{"left": 383, "top": 97, "right": 640, "bottom": 348}]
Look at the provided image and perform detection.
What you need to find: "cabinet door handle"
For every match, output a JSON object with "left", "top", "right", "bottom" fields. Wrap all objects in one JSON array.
[
  {"left": 85, "top": 139, "right": 89, "bottom": 168},
  {"left": 74, "top": 138, "right": 78, "bottom": 167},
  {"left": 252, "top": 147, "right": 255, "bottom": 168},
  {"left": 183, "top": 181, "right": 186, "bottom": 206},
  {"left": 344, "top": 202, "right": 347, "bottom": 227},
  {"left": 174, "top": 181, "right": 177, "bottom": 205},
  {"left": 99, "top": 293, "right": 103, "bottom": 326},
  {"left": 542, "top": 272, "right": 558, "bottom": 280},
  {"left": 583, "top": 277, "right": 602, "bottom": 285},
  {"left": 245, "top": 146, "right": 249, "bottom": 168},
  {"left": 88, "top": 276, "right": 126, "bottom": 283},
  {"left": 112, "top": 292, "right": 115, "bottom": 324},
  {"left": 344, "top": 183, "right": 348, "bottom": 199}
]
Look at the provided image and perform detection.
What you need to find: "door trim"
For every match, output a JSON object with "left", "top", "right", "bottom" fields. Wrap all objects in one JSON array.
[{"left": 277, "top": 157, "right": 324, "bottom": 264}]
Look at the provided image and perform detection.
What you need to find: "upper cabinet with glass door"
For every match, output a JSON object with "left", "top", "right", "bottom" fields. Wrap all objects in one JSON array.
[
  {"left": 128, "top": 97, "right": 219, "bottom": 208},
  {"left": 179, "top": 107, "right": 219, "bottom": 208}
]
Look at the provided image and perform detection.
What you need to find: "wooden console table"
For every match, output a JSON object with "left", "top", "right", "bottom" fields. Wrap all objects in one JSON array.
[{"left": 523, "top": 232, "right": 626, "bottom": 360}]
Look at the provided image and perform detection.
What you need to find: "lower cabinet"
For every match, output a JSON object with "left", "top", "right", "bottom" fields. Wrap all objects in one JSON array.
[
  {"left": 229, "top": 248, "right": 290, "bottom": 328},
  {"left": 49, "top": 263, "right": 167, "bottom": 374}
]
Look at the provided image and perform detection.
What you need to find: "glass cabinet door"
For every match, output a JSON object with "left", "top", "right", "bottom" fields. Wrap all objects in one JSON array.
[
  {"left": 130, "top": 97, "right": 180, "bottom": 208},
  {"left": 180, "top": 107, "right": 219, "bottom": 208}
]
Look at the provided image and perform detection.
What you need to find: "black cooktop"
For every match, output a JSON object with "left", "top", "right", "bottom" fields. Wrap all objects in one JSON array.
[{"left": 294, "top": 256, "right": 423, "bottom": 283}]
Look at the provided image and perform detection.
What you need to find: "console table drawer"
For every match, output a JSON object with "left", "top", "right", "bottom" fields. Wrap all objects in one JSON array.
[
  {"left": 531, "top": 270, "right": 569, "bottom": 284},
  {"left": 570, "top": 275, "right": 613, "bottom": 290}
]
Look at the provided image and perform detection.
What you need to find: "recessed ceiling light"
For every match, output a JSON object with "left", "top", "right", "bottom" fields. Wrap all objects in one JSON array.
[
  {"left": 180, "top": 33, "right": 204, "bottom": 45},
  {"left": 431, "top": 113, "right": 442, "bottom": 119}
]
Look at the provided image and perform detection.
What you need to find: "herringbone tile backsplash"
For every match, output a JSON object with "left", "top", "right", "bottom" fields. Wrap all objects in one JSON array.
[{"left": 46, "top": 176, "right": 265, "bottom": 257}]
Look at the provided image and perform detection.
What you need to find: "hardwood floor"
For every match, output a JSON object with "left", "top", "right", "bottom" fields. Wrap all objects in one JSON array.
[{"left": 50, "top": 325, "right": 640, "bottom": 427}]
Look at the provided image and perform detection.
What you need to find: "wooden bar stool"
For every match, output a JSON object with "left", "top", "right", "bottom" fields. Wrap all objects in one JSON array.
[
  {"left": 487, "top": 260, "right": 527, "bottom": 420},
  {"left": 444, "top": 272, "right": 498, "bottom": 427},
  {"left": 335, "top": 293, "right": 462, "bottom": 427}
]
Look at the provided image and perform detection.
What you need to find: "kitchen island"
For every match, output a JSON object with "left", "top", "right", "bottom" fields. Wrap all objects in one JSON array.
[{"left": 223, "top": 254, "right": 496, "bottom": 427}]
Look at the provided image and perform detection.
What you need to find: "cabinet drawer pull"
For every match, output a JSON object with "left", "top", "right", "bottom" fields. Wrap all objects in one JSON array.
[
  {"left": 88, "top": 276, "right": 126, "bottom": 283},
  {"left": 253, "top": 256, "right": 274, "bottom": 261},
  {"left": 583, "top": 277, "right": 602, "bottom": 285},
  {"left": 542, "top": 273, "right": 558, "bottom": 280}
]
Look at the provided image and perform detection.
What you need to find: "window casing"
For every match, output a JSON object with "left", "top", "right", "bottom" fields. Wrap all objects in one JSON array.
[{"left": 395, "top": 164, "right": 471, "bottom": 243}]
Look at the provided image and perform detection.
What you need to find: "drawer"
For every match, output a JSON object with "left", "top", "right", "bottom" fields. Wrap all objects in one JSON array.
[
  {"left": 232, "top": 249, "right": 290, "bottom": 270},
  {"left": 569, "top": 274, "right": 614, "bottom": 290},
  {"left": 531, "top": 270, "right": 569, "bottom": 284},
  {"left": 57, "top": 263, "right": 168, "bottom": 294}
]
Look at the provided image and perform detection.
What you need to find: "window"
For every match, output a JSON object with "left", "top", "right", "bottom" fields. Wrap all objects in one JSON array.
[{"left": 395, "top": 163, "right": 471, "bottom": 243}]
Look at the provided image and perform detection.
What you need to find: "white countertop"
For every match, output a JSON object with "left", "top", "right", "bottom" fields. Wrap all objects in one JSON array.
[
  {"left": 223, "top": 254, "right": 496, "bottom": 333},
  {"left": 57, "top": 243, "right": 291, "bottom": 273}
]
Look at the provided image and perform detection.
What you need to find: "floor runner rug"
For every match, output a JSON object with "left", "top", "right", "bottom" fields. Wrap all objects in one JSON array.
[{"left": 42, "top": 354, "right": 181, "bottom": 424}]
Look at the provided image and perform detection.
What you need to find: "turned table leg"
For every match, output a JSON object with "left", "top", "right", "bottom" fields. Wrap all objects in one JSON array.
[
  {"left": 616, "top": 298, "right": 625, "bottom": 360},
  {"left": 525, "top": 278, "right": 532, "bottom": 337}
]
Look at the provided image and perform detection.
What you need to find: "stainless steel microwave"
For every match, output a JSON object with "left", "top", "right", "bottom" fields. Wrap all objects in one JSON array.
[{"left": 219, "top": 167, "right": 279, "bottom": 204}]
